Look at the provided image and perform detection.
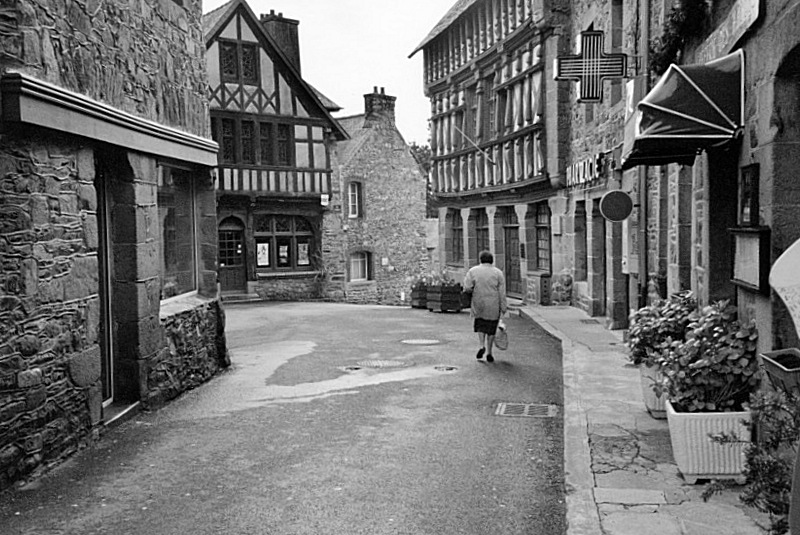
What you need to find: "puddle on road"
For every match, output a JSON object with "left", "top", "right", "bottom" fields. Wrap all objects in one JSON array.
[{"left": 165, "top": 340, "right": 447, "bottom": 419}]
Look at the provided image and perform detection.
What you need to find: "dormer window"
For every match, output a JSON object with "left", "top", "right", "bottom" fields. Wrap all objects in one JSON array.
[{"left": 220, "top": 40, "right": 259, "bottom": 85}]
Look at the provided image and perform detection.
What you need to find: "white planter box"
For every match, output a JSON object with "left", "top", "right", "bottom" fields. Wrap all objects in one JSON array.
[
  {"left": 666, "top": 400, "right": 750, "bottom": 484},
  {"left": 639, "top": 363, "right": 666, "bottom": 419}
]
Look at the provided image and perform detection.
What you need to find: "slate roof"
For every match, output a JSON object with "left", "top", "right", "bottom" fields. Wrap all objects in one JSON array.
[
  {"left": 334, "top": 114, "right": 370, "bottom": 165},
  {"left": 409, "top": 0, "right": 479, "bottom": 57}
]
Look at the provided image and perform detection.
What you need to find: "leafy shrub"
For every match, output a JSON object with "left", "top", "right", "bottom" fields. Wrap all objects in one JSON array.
[
  {"left": 627, "top": 291, "right": 696, "bottom": 366},
  {"left": 657, "top": 300, "right": 760, "bottom": 412}
]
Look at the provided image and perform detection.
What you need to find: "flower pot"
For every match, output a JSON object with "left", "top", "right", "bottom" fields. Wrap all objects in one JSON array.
[
  {"left": 665, "top": 400, "right": 750, "bottom": 484},
  {"left": 410, "top": 285, "right": 427, "bottom": 309},
  {"left": 760, "top": 348, "right": 800, "bottom": 394},
  {"left": 639, "top": 364, "right": 666, "bottom": 419},
  {"left": 426, "top": 284, "right": 463, "bottom": 313}
]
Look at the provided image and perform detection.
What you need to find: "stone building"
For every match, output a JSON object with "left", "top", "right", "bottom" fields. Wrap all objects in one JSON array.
[
  {"left": 203, "top": 0, "right": 349, "bottom": 301},
  {"left": 410, "top": 1, "right": 569, "bottom": 306},
  {"left": 334, "top": 88, "right": 430, "bottom": 305},
  {"left": 0, "top": 0, "right": 227, "bottom": 489},
  {"left": 619, "top": 0, "right": 800, "bottom": 354}
]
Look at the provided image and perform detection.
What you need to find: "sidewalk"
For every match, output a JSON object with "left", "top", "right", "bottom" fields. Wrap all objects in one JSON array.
[{"left": 519, "top": 305, "right": 768, "bottom": 535}]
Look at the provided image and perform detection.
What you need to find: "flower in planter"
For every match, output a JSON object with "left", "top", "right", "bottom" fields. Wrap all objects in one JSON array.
[
  {"left": 655, "top": 300, "right": 760, "bottom": 413},
  {"left": 627, "top": 291, "right": 696, "bottom": 367}
]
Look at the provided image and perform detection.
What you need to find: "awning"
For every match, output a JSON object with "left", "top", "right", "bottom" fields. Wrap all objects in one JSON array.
[{"left": 621, "top": 50, "right": 744, "bottom": 170}]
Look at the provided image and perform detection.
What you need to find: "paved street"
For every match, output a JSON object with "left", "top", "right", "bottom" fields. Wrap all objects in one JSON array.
[{"left": 0, "top": 302, "right": 566, "bottom": 535}]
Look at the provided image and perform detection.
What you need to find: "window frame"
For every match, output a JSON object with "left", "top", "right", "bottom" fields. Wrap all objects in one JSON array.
[
  {"left": 157, "top": 166, "right": 199, "bottom": 301},
  {"left": 349, "top": 251, "right": 372, "bottom": 282},
  {"left": 448, "top": 209, "right": 464, "bottom": 265},
  {"left": 211, "top": 116, "right": 300, "bottom": 168},
  {"left": 348, "top": 181, "right": 363, "bottom": 219},
  {"left": 253, "top": 214, "right": 315, "bottom": 272},
  {"left": 533, "top": 202, "right": 551, "bottom": 271},
  {"left": 219, "top": 39, "right": 259, "bottom": 85}
]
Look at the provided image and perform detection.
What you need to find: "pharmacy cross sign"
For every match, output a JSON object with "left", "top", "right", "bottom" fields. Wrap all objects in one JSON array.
[{"left": 555, "top": 30, "right": 627, "bottom": 102}]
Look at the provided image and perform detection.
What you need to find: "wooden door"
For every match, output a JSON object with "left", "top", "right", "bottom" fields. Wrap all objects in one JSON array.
[
  {"left": 219, "top": 218, "right": 247, "bottom": 292},
  {"left": 504, "top": 225, "right": 522, "bottom": 296}
]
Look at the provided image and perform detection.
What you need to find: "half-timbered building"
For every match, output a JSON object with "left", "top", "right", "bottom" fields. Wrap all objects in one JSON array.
[
  {"left": 203, "top": 1, "right": 349, "bottom": 301},
  {"left": 411, "top": 0, "right": 569, "bottom": 306}
]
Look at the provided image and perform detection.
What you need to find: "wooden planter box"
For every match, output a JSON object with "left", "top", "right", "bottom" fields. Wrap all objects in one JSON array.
[
  {"left": 426, "top": 284, "right": 462, "bottom": 313},
  {"left": 410, "top": 285, "right": 427, "bottom": 309},
  {"left": 761, "top": 348, "right": 800, "bottom": 394},
  {"left": 666, "top": 400, "right": 750, "bottom": 484}
]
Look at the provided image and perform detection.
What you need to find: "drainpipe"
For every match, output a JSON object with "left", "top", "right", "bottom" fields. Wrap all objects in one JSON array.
[{"left": 637, "top": 0, "right": 651, "bottom": 308}]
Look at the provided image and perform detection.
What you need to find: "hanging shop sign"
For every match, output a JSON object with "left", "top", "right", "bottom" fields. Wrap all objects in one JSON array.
[
  {"left": 554, "top": 30, "right": 627, "bottom": 103},
  {"left": 599, "top": 190, "right": 634, "bottom": 222}
]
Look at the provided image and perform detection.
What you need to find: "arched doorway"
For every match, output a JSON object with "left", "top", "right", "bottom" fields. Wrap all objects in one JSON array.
[{"left": 218, "top": 216, "right": 247, "bottom": 292}]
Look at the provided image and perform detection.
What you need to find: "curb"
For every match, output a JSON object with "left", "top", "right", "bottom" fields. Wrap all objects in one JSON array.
[{"left": 518, "top": 307, "right": 602, "bottom": 535}]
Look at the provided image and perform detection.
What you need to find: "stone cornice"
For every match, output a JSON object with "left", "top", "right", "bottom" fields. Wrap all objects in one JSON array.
[{"left": 1, "top": 72, "right": 219, "bottom": 167}]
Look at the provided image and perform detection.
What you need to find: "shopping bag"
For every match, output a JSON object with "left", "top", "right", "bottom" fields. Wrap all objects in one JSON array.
[
  {"left": 459, "top": 289, "right": 472, "bottom": 308},
  {"left": 495, "top": 320, "right": 508, "bottom": 350}
]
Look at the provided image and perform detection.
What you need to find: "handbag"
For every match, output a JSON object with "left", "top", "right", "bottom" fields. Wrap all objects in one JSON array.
[
  {"left": 460, "top": 289, "right": 472, "bottom": 308},
  {"left": 494, "top": 320, "right": 509, "bottom": 350}
]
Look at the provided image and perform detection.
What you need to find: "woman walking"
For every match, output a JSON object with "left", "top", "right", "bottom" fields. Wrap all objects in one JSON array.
[{"left": 463, "top": 250, "right": 507, "bottom": 362}]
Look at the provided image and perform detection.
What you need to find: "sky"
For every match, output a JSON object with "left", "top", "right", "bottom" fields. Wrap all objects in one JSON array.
[{"left": 203, "top": 0, "right": 458, "bottom": 146}]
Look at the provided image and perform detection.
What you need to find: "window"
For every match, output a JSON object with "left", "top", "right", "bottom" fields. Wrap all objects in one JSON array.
[
  {"left": 534, "top": 202, "right": 551, "bottom": 271},
  {"left": 277, "top": 124, "right": 293, "bottom": 166},
  {"left": 482, "top": 75, "right": 496, "bottom": 139},
  {"left": 220, "top": 40, "right": 259, "bottom": 85},
  {"left": 475, "top": 209, "right": 490, "bottom": 258},
  {"left": 158, "top": 167, "right": 197, "bottom": 299},
  {"left": 449, "top": 209, "right": 464, "bottom": 265},
  {"left": 348, "top": 182, "right": 362, "bottom": 218},
  {"left": 349, "top": 252, "right": 371, "bottom": 281},
  {"left": 211, "top": 118, "right": 298, "bottom": 168},
  {"left": 253, "top": 214, "right": 315, "bottom": 271}
]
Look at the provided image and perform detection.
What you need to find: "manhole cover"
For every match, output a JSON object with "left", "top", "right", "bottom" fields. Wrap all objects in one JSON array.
[
  {"left": 495, "top": 402, "right": 558, "bottom": 418},
  {"left": 434, "top": 365, "right": 458, "bottom": 372},
  {"left": 401, "top": 339, "right": 441, "bottom": 345},
  {"left": 357, "top": 360, "right": 412, "bottom": 369},
  {"left": 342, "top": 366, "right": 362, "bottom": 372},
  {"left": 580, "top": 319, "right": 601, "bottom": 325}
]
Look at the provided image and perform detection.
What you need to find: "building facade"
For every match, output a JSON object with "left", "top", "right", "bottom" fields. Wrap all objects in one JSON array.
[
  {"left": 0, "top": 0, "right": 227, "bottom": 489},
  {"left": 411, "top": 0, "right": 571, "bottom": 306},
  {"left": 621, "top": 0, "right": 800, "bottom": 354},
  {"left": 203, "top": 0, "right": 349, "bottom": 302},
  {"left": 335, "top": 88, "right": 430, "bottom": 305}
]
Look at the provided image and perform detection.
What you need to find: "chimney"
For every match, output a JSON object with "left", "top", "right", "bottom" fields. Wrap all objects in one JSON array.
[
  {"left": 260, "top": 10, "right": 301, "bottom": 74},
  {"left": 364, "top": 86, "right": 396, "bottom": 127}
]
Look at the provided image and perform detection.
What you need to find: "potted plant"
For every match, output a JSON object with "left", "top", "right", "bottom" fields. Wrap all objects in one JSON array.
[
  {"left": 426, "top": 270, "right": 463, "bottom": 313},
  {"left": 627, "top": 291, "right": 696, "bottom": 419},
  {"left": 409, "top": 274, "right": 429, "bottom": 309},
  {"left": 760, "top": 348, "right": 800, "bottom": 395},
  {"left": 655, "top": 300, "right": 761, "bottom": 483}
]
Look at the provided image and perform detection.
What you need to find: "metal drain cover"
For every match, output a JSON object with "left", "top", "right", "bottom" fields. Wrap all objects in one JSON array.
[
  {"left": 401, "top": 339, "right": 441, "bottom": 345},
  {"left": 434, "top": 365, "right": 458, "bottom": 372},
  {"left": 495, "top": 402, "right": 558, "bottom": 418},
  {"left": 357, "top": 360, "right": 412, "bottom": 369}
]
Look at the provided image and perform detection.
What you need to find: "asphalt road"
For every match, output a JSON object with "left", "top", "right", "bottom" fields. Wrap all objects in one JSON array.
[{"left": 1, "top": 302, "right": 566, "bottom": 535}]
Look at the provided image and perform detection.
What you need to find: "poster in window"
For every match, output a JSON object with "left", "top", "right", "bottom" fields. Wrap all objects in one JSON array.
[
  {"left": 256, "top": 242, "right": 270, "bottom": 267},
  {"left": 739, "top": 164, "right": 759, "bottom": 226},
  {"left": 278, "top": 244, "right": 290, "bottom": 267},
  {"left": 297, "top": 242, "right": 310, "bottom": 266},
  {"left": 731, "top": 227, "right": 769, "bottom": 294}
]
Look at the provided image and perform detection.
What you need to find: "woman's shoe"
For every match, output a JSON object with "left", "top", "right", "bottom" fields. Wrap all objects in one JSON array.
[
  {"left": 486, "top": 354, "right": 494, "bottom": 362},
  {"left": 476, "top": 348, "right": 485, "bottom": 359}
]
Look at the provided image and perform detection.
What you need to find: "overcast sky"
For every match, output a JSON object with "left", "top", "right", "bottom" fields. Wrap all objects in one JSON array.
[{"left": 203, "top": 0, "right": 457, "bottom": 146}]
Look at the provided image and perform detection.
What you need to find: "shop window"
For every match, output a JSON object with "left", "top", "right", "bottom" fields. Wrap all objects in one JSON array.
[
  {"left": 348, "top": 182, "right": 363, "bottom": 218},
  {"left": 534, "top": 202, "right": 551, "bottom": 271},
  {"left": 349, "top": 251, "right": 372, "bottom": 281},
  {"left": 158, "top": 167, "right": 197, "bottom": 299},
  {"left": 253, "top": 214, "right": 315, "bottom": 271}
]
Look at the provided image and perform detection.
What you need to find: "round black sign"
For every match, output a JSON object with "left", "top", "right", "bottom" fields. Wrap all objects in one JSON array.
[{"left": 599, "top": 190, "right": 633, "bottom": 222}]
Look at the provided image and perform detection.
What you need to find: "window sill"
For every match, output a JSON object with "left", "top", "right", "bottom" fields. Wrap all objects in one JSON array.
[
  {"left": 347, "top": 280, "right": 377, "bottom": 288},
  {"left": 159, "top": 292, "right": 216, "bottom": 319},
  {"left": 256, "top": 270, "right": 319, "bottom": 279}
]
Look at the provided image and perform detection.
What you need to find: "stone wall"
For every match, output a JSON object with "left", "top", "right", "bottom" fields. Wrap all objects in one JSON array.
[
  {"left": 3, "top": 0, "right": 210, "bottom": 137},
  {"left": 0, "top": 131, "right": 102, "bottom": 489},
  {"left": 253, "top": 274, "right": 320, "bottom": 301}
]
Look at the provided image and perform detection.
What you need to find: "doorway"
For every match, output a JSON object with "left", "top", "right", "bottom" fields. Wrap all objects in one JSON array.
[
  {"left": 502, "top": 208, "right": 522, "bottom": 296},
  {"left": 219, "top": 217, "right": 247, "bottom": 292}
]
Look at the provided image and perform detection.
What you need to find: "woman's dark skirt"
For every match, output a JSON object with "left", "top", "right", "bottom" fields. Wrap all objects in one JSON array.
[{"left": 473, "top": 318, "right": 499, "bottom": 336}]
